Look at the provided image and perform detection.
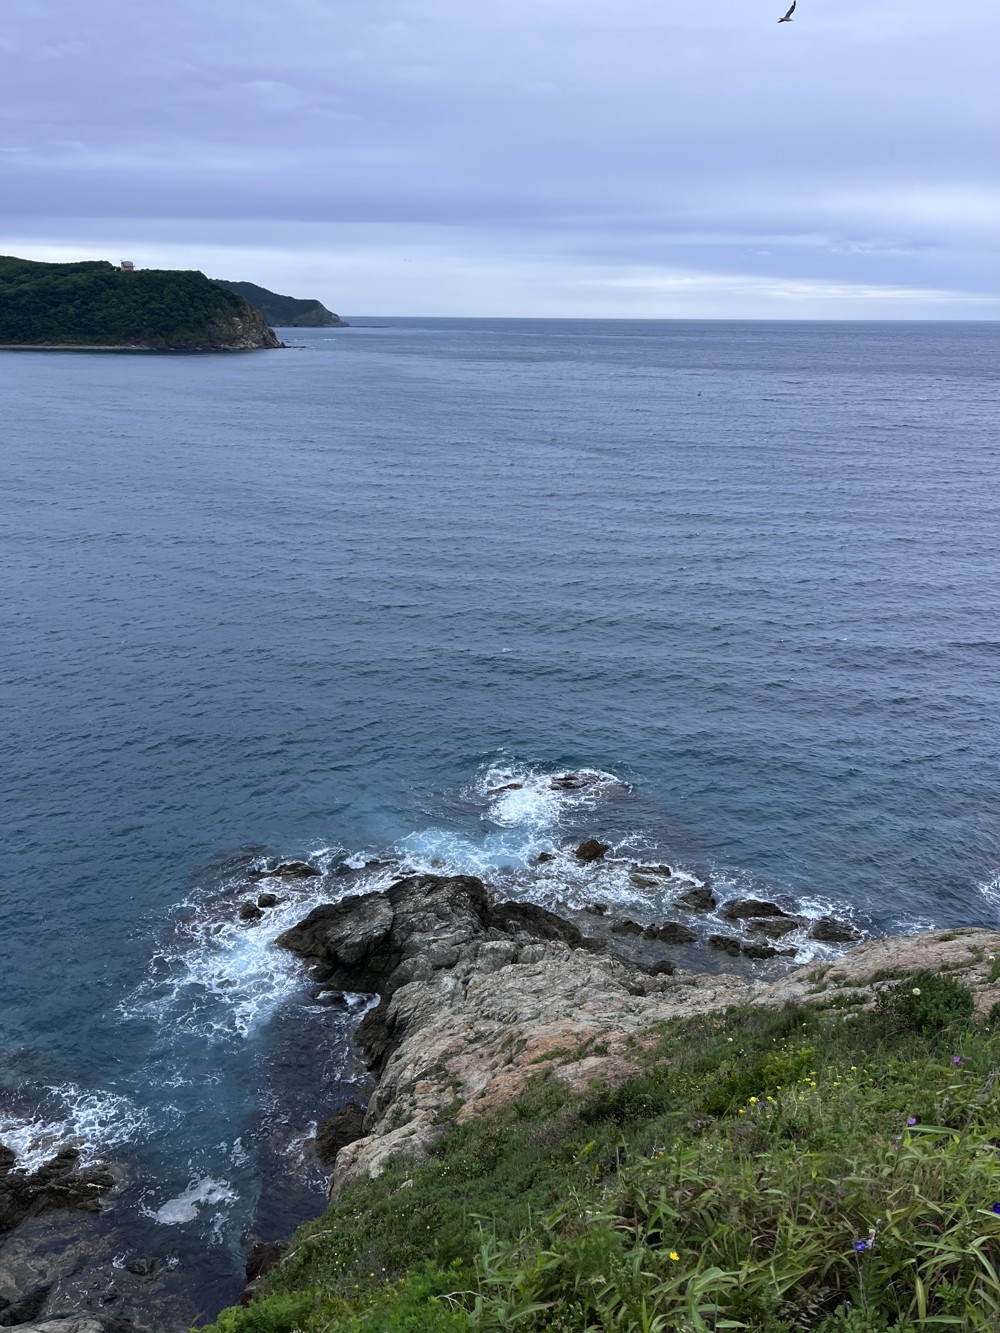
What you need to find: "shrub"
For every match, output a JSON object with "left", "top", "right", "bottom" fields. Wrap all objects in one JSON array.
[{"left": 872, "top": 970, "right": 974, "bottom": 1035}]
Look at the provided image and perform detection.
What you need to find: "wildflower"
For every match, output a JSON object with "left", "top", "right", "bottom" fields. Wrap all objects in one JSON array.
[
  {"left": 992, "top": 1203, "right": 1000, "bottom": 1216},
  {"left": 907, "top": 1117, "right": 917, "bottom": 1126},
  {"left": 669, "top": 1251, "right": 680, "bottom": 1262},
  {"left": 854, "top": 1241, "right": 867, "bottom": 1253},
  {"left": 749, "top": 1097, "right": 758, "bottom": 1104},
  {"left": 953, "top": 1056, "right": 964, "bottom": 1066},
  {"left": 912, "top": 987, "right": 921, "bottom": 996},
  {"left": 727, "top": 1037, "right": 734, "bottom": 1043}
]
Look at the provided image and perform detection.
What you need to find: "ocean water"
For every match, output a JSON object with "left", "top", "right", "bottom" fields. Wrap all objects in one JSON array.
[{"left": 2, "top": 319, "right": 1000, "bottom": 1317}]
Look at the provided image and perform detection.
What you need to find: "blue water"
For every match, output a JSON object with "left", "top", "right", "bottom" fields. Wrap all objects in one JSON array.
[{"left": 2, "top": 319, "right": 1000, "bottom": 1316}]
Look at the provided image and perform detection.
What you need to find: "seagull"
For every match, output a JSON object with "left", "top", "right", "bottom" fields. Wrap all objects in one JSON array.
[{"left": 778, "top": 1, "right": 796, "bottom": 20}]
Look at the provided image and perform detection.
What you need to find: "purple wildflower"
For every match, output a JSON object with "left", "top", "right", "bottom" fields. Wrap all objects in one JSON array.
[
  {"left": 854, "top": 1241, "right": 867, "bottom": 1253},
  {"left": 992, "top": 1203, "right": 1000, "bottom": 1216},
  {"left": 952, "top": 1056, "right": 964, "bottom": 1065},
  {"left": 907, "top": 1117, "right": 917, "bottom": 1126}
]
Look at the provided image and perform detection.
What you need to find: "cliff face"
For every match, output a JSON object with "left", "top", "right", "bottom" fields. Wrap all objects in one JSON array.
[
  {"left": 277, "top": 875, "right": 1000, "bottom": 1196},
  {"left": 0, "top": 256, "right": 283, "bottom": 350}
]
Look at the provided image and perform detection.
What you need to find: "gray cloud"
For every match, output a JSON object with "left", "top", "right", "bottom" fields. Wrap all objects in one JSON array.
[{"left": 2, "top": 0, "right": 998, "bottom": 315}]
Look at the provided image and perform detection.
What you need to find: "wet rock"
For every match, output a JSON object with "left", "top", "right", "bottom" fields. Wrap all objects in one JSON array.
[
  {"left": 629, "top": 874, "right": 658, "bottom": 889},
  {"left": 610, "top": 919, "right": 643, "bottom": 937},
  {"left": 575, "top": 839, "right": 609, "bottom": 863},
  {"left": 490, "top": 901, "right": 583, "bottom": 948},
  {"left": 311, "top": 987, "right": 349, "bottom": 1008},
  {"left": 708, "top": 933, "right": 743, "bottom": 957},
  {"left": 314, "top": 1100, "right": 368, "bottom": 1166},
  {"left": 124, "top": 1258, "right": 158, "bottom": 1279},
  {"left": 642, "top": 921, "right": 698, "bottom": 945},
  {"left": 0, "top": 1280, "right": 51, "bottom": 1324},
  {"left": 245, "top": 1238, "right": 290, "bottom": 1285},
  {"left": 534, "top": 852, "right": 555, "bottom": 864},
  {"left": 632, "top": 864, "right": 673, "bottom": 879},
  {"left": 550, "top": 773, "right": 593, "bottom": 790},
  {"left": 674, "top": 887, "right": 717, "bottom": 913},
  {"left": 487, "top": 782, "right": 523, "bottom": 796},
  {"left": 809, "top": 916, "right": 861, "bottom": 943},
  {"left": 12, "top": 1321, "right": 136, "bottom": 1333},
  {"left": 723, "top": 899, "right": 792, "bottom": 921},
  {"left": 0, "top": 1144, "right": 16, "bottom": 1174},
  {"left": 747, "top": 917, "right": 801, "bottom": 939},
  {"left": 742, "top": 943, "right": 795, "bottom": 961},
  {"left": 256, "top": 892, "right": 280, "bottom": 909},
  {"left": 0, "top": 1147, "right": 116, "bottom": 1236},
  {"left": 583, "top": 902, "right": 608, "bottom": 916},
  {"left": 238, "top": 901, "right": 263, "bottom": 923},
  {"left": 272, "top": 860, "right": 321, "bottom": 879}
]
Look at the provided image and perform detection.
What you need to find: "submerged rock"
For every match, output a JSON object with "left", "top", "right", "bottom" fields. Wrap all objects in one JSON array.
[
  {"left": 574, "top": 839, "right": 609, "bottom": 863},
  {"left": 632, "top": 864, "right": 673, "bottom": 879},
  {"left": 550, "top": 773, "right": 593, "bottom": 790}
]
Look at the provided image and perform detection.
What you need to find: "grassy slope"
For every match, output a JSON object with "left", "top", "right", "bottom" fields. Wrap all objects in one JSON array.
[
  {"left": 213, "top": 280, "right": 341, "bottom": 327},
  {"left": 203, "top": 973, "right": 1000, "bottom": 1333}
]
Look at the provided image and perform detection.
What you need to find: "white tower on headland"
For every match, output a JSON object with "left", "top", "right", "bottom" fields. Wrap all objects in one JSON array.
[{"left": 120, "top": 259, "right": 135, "bottom": 272}]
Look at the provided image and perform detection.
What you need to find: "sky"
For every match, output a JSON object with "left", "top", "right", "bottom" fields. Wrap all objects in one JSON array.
[{"left": 1, "top": 0, "right": 998, "bottom": 318}]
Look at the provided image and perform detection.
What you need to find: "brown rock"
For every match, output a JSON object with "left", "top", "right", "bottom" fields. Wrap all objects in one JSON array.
[
  {"left": 238, "top": 902, "right": 263, "bottom": 923},
  {"left": 314, "top": 1100, "right": 368, "bottom": 1166},
  {"left": 256, "top": 892, "right": 280, "bottom": 909},
  {"left": 575, "top": 839, "right": 610, "bottom": 863},
  {"left": 747, "top": 917, "right": 801, "bottom": 938},
  {"left": 633, "top": 864, "right": 673, "bottom": 878},
  {"left": 272, "top": 860, "right": 321, "bottom": 879}
]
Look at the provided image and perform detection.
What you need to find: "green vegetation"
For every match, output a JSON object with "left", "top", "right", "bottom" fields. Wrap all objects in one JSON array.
[
  {"left": 0, "top": 255, "right": 275, "bottom": 348},
  {"left": 201, "top": 972, "right": 1000, "bottom": 1333},
  {"left": 214, "top": 279, "right": 344, "bottom": 327}
]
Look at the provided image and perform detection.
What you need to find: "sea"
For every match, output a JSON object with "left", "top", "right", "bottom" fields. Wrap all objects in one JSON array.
[{"left": 2, "top": 318, "right": 1000, "bottom": 1321}]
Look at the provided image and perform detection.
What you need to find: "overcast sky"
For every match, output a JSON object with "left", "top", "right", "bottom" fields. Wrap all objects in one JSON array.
[{"left": 1, "top": 0, "right": 998, "bottom": 317}]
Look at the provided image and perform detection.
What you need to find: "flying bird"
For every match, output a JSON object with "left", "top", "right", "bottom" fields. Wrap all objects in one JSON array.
[{"left": 778, "top": 1, "right": 796, "bottom": 20}]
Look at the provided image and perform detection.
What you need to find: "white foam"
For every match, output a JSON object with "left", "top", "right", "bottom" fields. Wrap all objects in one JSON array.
[
  {"left": 0, "top": 1083, "right": 150, "bottom": 1174},
  {"left": 145, "top": 1176, "right": 237, "bottom": 1226},
  {"left": 978, "top": 873, "right": 1000, "bottom": 918}
]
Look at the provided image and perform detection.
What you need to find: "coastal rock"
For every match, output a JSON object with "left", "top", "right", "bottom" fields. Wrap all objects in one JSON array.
[
  {"left": 723, "top": 899, "right": 792, "bottom": 921},
  {"left": 272, "top": 860, "right": 321, "bottom": 880},
  {"left": 642, "top": 921, "right": 698, "bottom": 945},
  {"left": 550, "top": 774, "right": 593, "bottom": 790},
  {"left": 632, "top": 864, "right": 673, "bottom": 879},
  {"left": 574, "top": 839, "right": 609, "bottom": 863},
  {"left": 747, "top": 917, "right": 801, "bottom": 938},
  {"left": 256, "top": 893, "right": 280, "bottom": 909},
  {"left": 238, "top": 902, "right": 263, "bottom": 923},
  {"left": 0, "top": 1148, "right": 116, "bottom": 1236},
  {"left": 11, "top": 1321, "right": 137, "bottom": 1333},
  {"left": 314, "top": 1101, "right": 368, "bottom": 1167},
  {"left": 610, "top": 919, "right": 643, "bottom": 937},
  {"left": 534, "top": 852, "right": 555, "bottom": 864},
  {"left": 809, "top": 916, "right": 861, "bottom": 943},
  {"left": 239, "top": 1239, "right": 291, "bottom": 1306},
  {"left": 708, "top": 933, "right": 743, "bottom": 957},
  {"left": 674, "top": 887, "right": 716, "bottom": 913}
]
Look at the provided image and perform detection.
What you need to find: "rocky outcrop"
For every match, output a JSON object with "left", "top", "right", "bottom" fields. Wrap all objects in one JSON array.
[
  {"left": 0, "top": 1147, "right": 116, "bottom": 1236},
  {"left": 277, "top": 876, "right": 1000, "bottom": 1200}
]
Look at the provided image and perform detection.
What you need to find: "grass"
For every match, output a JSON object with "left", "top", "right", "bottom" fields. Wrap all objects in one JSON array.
[{"left": 200, "top": 973, "right": 1000, "bottom": 1333}]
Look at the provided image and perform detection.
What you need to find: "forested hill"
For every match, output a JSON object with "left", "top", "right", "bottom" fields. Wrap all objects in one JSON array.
[
  {"left": 0, "top": 256, "right": 282, "bottom": 349},
  {"left": 214, "top": 278, "right": 346, "bottom": 327}
]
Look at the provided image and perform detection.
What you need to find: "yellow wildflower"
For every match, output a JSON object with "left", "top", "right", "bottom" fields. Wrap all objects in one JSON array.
[{"left": 669, "top": 1252, "right": 680, "bottom": 1262}]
